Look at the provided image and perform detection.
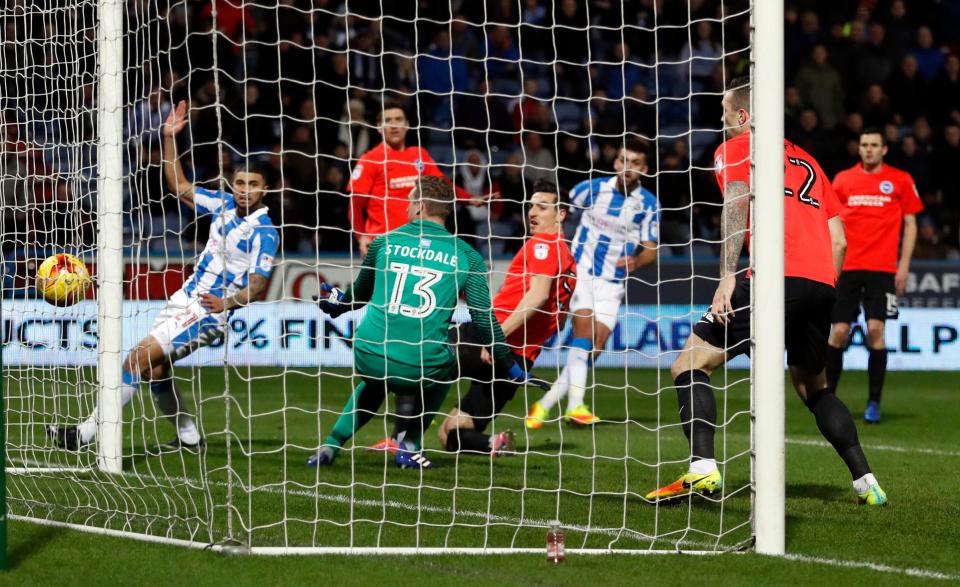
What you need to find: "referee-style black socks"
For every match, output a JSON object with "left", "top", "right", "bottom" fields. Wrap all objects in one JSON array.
[
  {"left": 674, "top": 370, "right": 717, "bottom": 461},
  {"left": 867, "top": 348, "right": 888, "bottom": 403},
  {"left": 805, "top": 388, "right": 871, "bottom": 479}
]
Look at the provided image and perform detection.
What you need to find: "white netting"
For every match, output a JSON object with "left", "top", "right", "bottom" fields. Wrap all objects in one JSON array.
[{"left": 3, "top": 0, "right": 758, "bottom": 552}]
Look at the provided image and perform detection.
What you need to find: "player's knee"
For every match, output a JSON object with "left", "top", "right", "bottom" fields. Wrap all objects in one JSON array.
[
  {"left": 803, "top": 387, "right": 833, "bottom": 412},
  {"left": 829, "top": 322, "right": 851, "bottom": 346},
  {"left": 866, "top": 323, "right": 885, "bottom": 347}
]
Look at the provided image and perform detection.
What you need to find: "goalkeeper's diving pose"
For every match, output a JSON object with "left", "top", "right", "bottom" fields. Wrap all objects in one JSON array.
[{"left": 309, "top": 175, "right": 536, "bottom": 470}]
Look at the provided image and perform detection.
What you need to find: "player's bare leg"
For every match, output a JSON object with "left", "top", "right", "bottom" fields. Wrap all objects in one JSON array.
[
  {"left": 790, "top": 366, "right": 886, "bottom": 504},
  {"left": 536, "top": 310, "right": 603, "bottom": 425},
  {"left": 439, "top": 409, "right": 515, "bottom": 457}
]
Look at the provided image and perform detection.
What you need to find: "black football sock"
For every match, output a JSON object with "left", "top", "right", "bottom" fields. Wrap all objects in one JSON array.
[
  {"left": 867, "top": 348, "right": 888, "bottom": 404},
  {"left": 825, "top": 344, "right": 844, "bottom": 394},
  {"left": 805, "top": 388, "right": 871, "bottom": 479},
  {"left": 445, "top": 428, "right": 490, "bottom": 454},
  {"left": 675, "top": 370, "right": 717, "bottom": 462},
  {"left": 391, "top": 393, "right": 422, "bottom": 444}
]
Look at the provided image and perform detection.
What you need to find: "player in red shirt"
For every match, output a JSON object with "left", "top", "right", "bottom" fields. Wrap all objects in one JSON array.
[
  {"left": 646, "top": 77, "right": 887, "bottom": 506},
  {"left": 437, "top": 180, "right": 576, "bottom": 456},
  {"left": 826, "top": 129, "right": 922, "bottom": 424},
  {"left": 348, "top": 102, "right": 485, "bottom": 256}
]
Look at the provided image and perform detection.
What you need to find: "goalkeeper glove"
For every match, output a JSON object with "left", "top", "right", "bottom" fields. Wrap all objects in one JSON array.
[
  {"left": 315, "top": 283, "right": 348, "bottom": 318},
  {"left": 503, "top": 359, "right": 550, "bottom": 391}
]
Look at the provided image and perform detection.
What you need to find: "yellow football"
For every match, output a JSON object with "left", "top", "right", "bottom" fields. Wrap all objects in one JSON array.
[{"left": 36, "top": 253, "right": 92, "bottom": 306}]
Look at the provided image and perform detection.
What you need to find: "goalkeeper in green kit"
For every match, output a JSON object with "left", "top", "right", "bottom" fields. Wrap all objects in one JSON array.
[{"left": 308, "top": 175, "right": 536, "bottom": 470}]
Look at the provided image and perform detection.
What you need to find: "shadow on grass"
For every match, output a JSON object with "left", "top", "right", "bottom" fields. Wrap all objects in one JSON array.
[
  {"left": 787, "top": 482, "right": 846, "bottom": 502},
  {"left": 8, "top": 523, "right": 60, "bottom": 570}
]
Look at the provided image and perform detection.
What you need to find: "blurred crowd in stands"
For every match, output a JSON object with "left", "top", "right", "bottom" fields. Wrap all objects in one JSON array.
[{"left": 2, "top": 0, "right": 959, "bottom": 260}]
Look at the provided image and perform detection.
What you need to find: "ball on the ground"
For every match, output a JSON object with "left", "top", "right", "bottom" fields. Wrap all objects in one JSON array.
[{"left": 36, "top": 253, "right": 91, "bottom": 306}]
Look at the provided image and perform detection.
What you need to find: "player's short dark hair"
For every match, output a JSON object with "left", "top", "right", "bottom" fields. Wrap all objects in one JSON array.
[
  {"left": 377, "top": 101, "right": 408, "bottom": 123},
  {"left": 859, "top": 127, "right": 886, "bottom": 145},
  {"left": 727, "top": 76, "right": 751, "bottom": 113},
  {"left": 531, "top": 178, "right": 569, "bottom": 211},
  {"left": 415, "top": 175, "right": 455, "bottom": 218},
  {"left": 234, "top": 164, "right": 268, "bottom": 184},
  {"left": 619, "top": 138, "right": 649, "bottom": 159}
]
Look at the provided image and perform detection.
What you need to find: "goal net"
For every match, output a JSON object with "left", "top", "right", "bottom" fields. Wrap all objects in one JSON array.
[{"left": 2, "top": 0, "right": 781, "bottom": 554}]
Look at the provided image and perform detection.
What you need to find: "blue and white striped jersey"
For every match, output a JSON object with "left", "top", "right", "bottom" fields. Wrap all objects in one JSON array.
[
  {"left": 569, "top": 177, "right": 660, "bottom": 281},
  {"left": 181, "top": 187, "right": 279, "bottom": 300}
]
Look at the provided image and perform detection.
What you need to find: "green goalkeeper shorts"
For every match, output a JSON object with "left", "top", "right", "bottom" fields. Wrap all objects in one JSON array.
[{"left": 354, "top": 347, "right": 455, "bottom": 395}]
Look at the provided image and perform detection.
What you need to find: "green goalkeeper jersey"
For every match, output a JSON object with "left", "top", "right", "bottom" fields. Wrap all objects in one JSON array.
[{"left": 343, "top": 220, "right": 511, "bottom": 370}]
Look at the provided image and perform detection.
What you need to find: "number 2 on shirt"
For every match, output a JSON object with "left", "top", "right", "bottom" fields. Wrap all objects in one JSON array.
[
  {"left": 387, "top": 262, "right": 443, "bottom": 318},
  {"left": 784, "top": 156, "right": 820, "bottom": 208}
]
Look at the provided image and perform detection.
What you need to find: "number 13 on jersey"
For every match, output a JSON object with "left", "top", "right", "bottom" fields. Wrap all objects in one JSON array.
[{"left": 387, "top": 261, "right": 443, "bottom": 318}]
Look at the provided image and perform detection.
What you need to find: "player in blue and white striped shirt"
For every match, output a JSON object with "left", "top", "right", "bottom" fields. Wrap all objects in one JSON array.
[
  {"left": 48, "top": 100, "right": 279, "bottom": 452},
  {"left": 527, "top": 139, "right": 659, "bottom": 428}
]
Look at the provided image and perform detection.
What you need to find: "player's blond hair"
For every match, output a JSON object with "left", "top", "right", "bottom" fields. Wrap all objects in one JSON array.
[{"left": 415, "top": 175, "right": 454, "bottom": 219}]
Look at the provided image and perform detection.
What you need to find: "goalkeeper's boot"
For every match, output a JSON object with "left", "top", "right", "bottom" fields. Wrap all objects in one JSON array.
[
  {"left": 857, "top": 483, "right": 888, "bottom": 506},
  {"left": 491, "top": 429, "right": 516, "bottom": 458},
  {"left": 367, "top": 437, "right": 402, "bottom": 454},
  {"left": 395, "top": 442, "right": 433, "bottom": 470},
  {"left": 864, "top": 400, "right": 881, "bottom": 424},
  {"left": 525, "top": 401, "right": 549, "bottom": 430},
  {"left": 306, "top": 446, "right": 337, "bottom": 468},
  {"left": 644, "top": 469, "right": 723, "bottom": 502},
  {"left": 46, "top": 425, "right": 87, "bottom": 451},
  {"left": 158, "top": 436, "right": 206, "bottom": 453},
  {"left": 564, "top": 404, "right": 599, "bottom": 426}
]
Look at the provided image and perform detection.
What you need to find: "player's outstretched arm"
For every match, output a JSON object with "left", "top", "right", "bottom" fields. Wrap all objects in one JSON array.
[
  {"left": 162, "top": 100, "right": 197, "bottom": 209},
  {"left": 199, "top": 274, "right": 268, "bottom": 313},
  {"left": 498, "top": 274, "right": 551, "bottom": 337},
  {"left": 828, "top": 216, "right": 847, "bottom": 282}
]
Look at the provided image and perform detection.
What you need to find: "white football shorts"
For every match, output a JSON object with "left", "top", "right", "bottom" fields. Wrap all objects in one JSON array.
[
  {"left": 569, "top": 269, "right": 625, "bottom": 331},
  {"left": 149, "top": 289, "right": 226, "bottom": 361}
]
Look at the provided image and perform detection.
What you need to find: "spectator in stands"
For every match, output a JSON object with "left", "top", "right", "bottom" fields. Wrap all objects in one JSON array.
[
  {"left": 454, "top": 80, "right": 514, "bottom": 150},
  {"left": 602, "top": 42, "right": 650, "bottom": 100},
  {"left": 521, "top": 132, "right": 556, "bottom": 186},
  {"left": 337, "top": 99, "right": 372, "bottom": 159},
  {"left": 493, "top": 152, "right": 529, "bottom": 250},
  {"left": 932, "top": 53, "right": 960, "bottom": 126},
  {"left": 888, "top": 55, "right": 929, "bottom": 125},
  {"left": 910, "top": 26, "right": 946, "bottom": 81},
  {"left": 935, "top": 124, "right": 960, "bottom": 203},
  {"left": 855, "top": 23, "right": 894, "bottom": 87},
  {"left": 794, "top": 44, "right": 844, "bottom": 129},
  {"left": 417, "top": 30, "right": 470, "bottom": 121},
  {"left": 884, "top": 0, "right": 914, "bottom": 60},
  {"left": 860, "top": 83, "right": 893, "bottom": 128},
  {"left": 913, "top": 214, "right": 960, "bottom": 260},
  {"left": 889, "top": 135, "right": 933, "bottom": 194},
  {"left": 679, "top": 21, "right": 722, "bottom": 92}
]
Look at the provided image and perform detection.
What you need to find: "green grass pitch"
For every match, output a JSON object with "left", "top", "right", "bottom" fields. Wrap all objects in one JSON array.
[{"left": 2, "top": 367, "right": 958, "bottom": 584}]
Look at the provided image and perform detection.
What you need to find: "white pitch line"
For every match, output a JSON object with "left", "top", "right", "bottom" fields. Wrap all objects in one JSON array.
[
  {"left": 776, "top": 553, "right": 960, "bottom": 582},
  {"left": 9, "top": 458, "right": 959, "bottom": 579},
  {"left": 785, "top": 437, "right": 960, "bottom": 458}
]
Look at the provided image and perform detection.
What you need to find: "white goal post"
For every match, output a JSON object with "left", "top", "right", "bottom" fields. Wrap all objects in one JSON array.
[{"left": 2, "top": 0, "right": 784, "bottom": 555}]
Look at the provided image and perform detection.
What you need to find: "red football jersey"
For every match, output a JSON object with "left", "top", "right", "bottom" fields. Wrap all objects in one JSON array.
[
  {"left": 493, "top": 232, "right": 577, "bottom": 363},
  {"left": 832, "top": 163, "right": 923, "bottom": 273},
  {"left": 347, "top": 142, "right": 447, "bottom": 237},
  {"left": 713, "top": 132, "right": 842, "bottom": 286}
]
